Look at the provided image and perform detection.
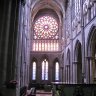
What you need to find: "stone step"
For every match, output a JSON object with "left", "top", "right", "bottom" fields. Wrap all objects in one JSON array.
[{"left": 36, "top": 90, "right": 52, "bottom": 96}]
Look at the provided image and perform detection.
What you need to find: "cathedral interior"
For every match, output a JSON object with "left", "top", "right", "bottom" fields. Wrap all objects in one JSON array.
[{"left": 0, "top": 0, "right": 96, "bottom": 96}]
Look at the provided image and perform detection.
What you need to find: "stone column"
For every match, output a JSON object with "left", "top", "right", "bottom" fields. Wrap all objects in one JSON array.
[
  {"left": 65, "top": 65, "right": 70, "bottom": 83},
  {"left": 72, "top": 61, "right": 78, "bottom": 84},
  {"left": 86, "top": 56, "right": 93, "bottom": 83},
  {"left": 81, "top": 0, "right": 86, "bottom": 84},
  {"left": 65, "top": 65, "right": 67, "bottom": 83},
  {"left": 60, "top": 66, "right": 64, "bottom": 82},
  {"left": 66, "top": 65, "right": 70, "bottom": 84}
]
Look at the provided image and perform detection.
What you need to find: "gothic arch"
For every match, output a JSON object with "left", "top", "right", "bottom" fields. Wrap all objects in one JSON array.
[
  {"left": 31, "top": 0, "right": 63, "bottom": 21},
  {"left": 30, "top": 0, "right": 64, "bottom": 84},
  {"left": 87, "top": 25, "right": 96, "bottom": 56},
  {"left": 53, "top": 58, "right": 60, "bottom": 73},
  {"left": 74, "top": 40, "right": 82, "bottom": 83},
  {"left": 53, "top": 58, "right": 60, "bottom": 81},
  {"left": 53, "top": 58, "right": 59, "bottom": 63},
  {"left": 41, "top": 58, "right": 49, "bottom": 81},
  {"left": 41, "top": 54, "right": 49, "bottom": 62},
  {"left": 31, "top": 57, "right": 37, "bottom": 63},
  {"left": 86, "top": 25, "right": 96, "bottom": 83},
  {"left": 30, "top": 57, "right": 37, "bottom": 82},
  {"left": 30, "top": 57, "right": 38, "bottom": 71},
  {"left": 31, "top": 0, "right": 63, "bottom": 42},
  {"left": 74, "top": 40, "right": 82, "bottom": 61},
  {"left": 31, "top": 57, "right": 38, "bottom": 69},
  {"left": 31, "top": 8, "right": 62, "bottom": 52}
]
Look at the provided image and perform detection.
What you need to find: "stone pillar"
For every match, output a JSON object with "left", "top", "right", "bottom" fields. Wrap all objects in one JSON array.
[
  {"left": 49, "top": 61, "right": 53, "bottom": 83},
  {"left": 37, "top": 58, "right": 41, "bottom": 83},
  {"left": 68, "top": 65, "right": 70, "bottom": 83},
  {"left": 81, "top": 0, "right": 86, "bottom": 84},
  {"left": 65, "top": 65, "right": 70, "bottom": 83},
  {"left": 72, "top": 61, "right": 78, "bottom": 84},
  {"left": 86, "top": 56, "right": 93, "bottom": 83},
  {"left": 60, "top": 66, "right": 64, "bottom": 82}
]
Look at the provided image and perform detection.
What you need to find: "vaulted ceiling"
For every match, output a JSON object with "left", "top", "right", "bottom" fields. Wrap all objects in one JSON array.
[{"left": 30, "top": 0, "right": 64, "bottom": 21}]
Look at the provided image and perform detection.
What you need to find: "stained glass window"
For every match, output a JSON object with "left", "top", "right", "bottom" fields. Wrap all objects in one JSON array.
[
  {"left": 32, "top": 62, "right": 36, "bottom": 80},
  {"left": 55, "top": 62, "right": 59, "bottom": 80},
  {"left": 42, "top": 59, "right": 48, "bottom": 80},
  {"left": 32, "top": 15, "right": 59, "bottom": 52},
  {"left": 32, "top": 40, "right": 59, "bottom": 51},
  {"left": 34, "top": 16, "right": 58, "bottom": 39}
]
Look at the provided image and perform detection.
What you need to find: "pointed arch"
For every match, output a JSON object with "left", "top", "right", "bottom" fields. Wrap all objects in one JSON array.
[
  {"left": 31, "top": 0, "right": 64, "bottom": 52},
  {"left": 41, "top": 55, "right": 49, "bottom": 80},
  {"left": 74, "top": 40, "right": 82, "bottom": 61},
  {"left": 41, "top": 54, "right": 49, "bottom": 61},
  {"left": 31, "top": 0, "right": 63, "bottom": 22},
  {"left": 86, "top": 25, "right": 96, "bottom": 83},
  {"left": 55, "top": 61, "right": 59, "bottom": 80},
  {"left": 32, "top": 57, "right": 37, "bottom": 63},
  {"left": 32, "top": 61, "right": 36, "bottom": 80},
  {"left": 53, "top": 58, "right": 60, "bottom": 81},
  {"left": 31, "top": 57, "right": 37, "bottom": 80},
  {"left": 87, "top": 25, "right": 96, "bottom": 56},
  {"left": 74, "top": 40, "right": 82, "bottom": 83}
]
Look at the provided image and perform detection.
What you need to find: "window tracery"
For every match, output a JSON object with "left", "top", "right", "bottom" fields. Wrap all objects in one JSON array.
[
  {"left": 42, "top": 59, "right": 48, "bottom": 80},
  {"left": 32, "top": 61, "right": 36, "bottom": 80},
  {"left": 34, "top": 16, "right": 58, "bottom": 39},
  {"left": 32, "top": 15, "right": 59, "bottom": 52},
  {"left": 55, "top": 62, "right": 59, "bottom": 80}
]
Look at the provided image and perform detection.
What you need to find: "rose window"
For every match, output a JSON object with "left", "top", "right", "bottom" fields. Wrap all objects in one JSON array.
[{"left": 34, "top": 16, "right": 58, "bottom": 39}]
